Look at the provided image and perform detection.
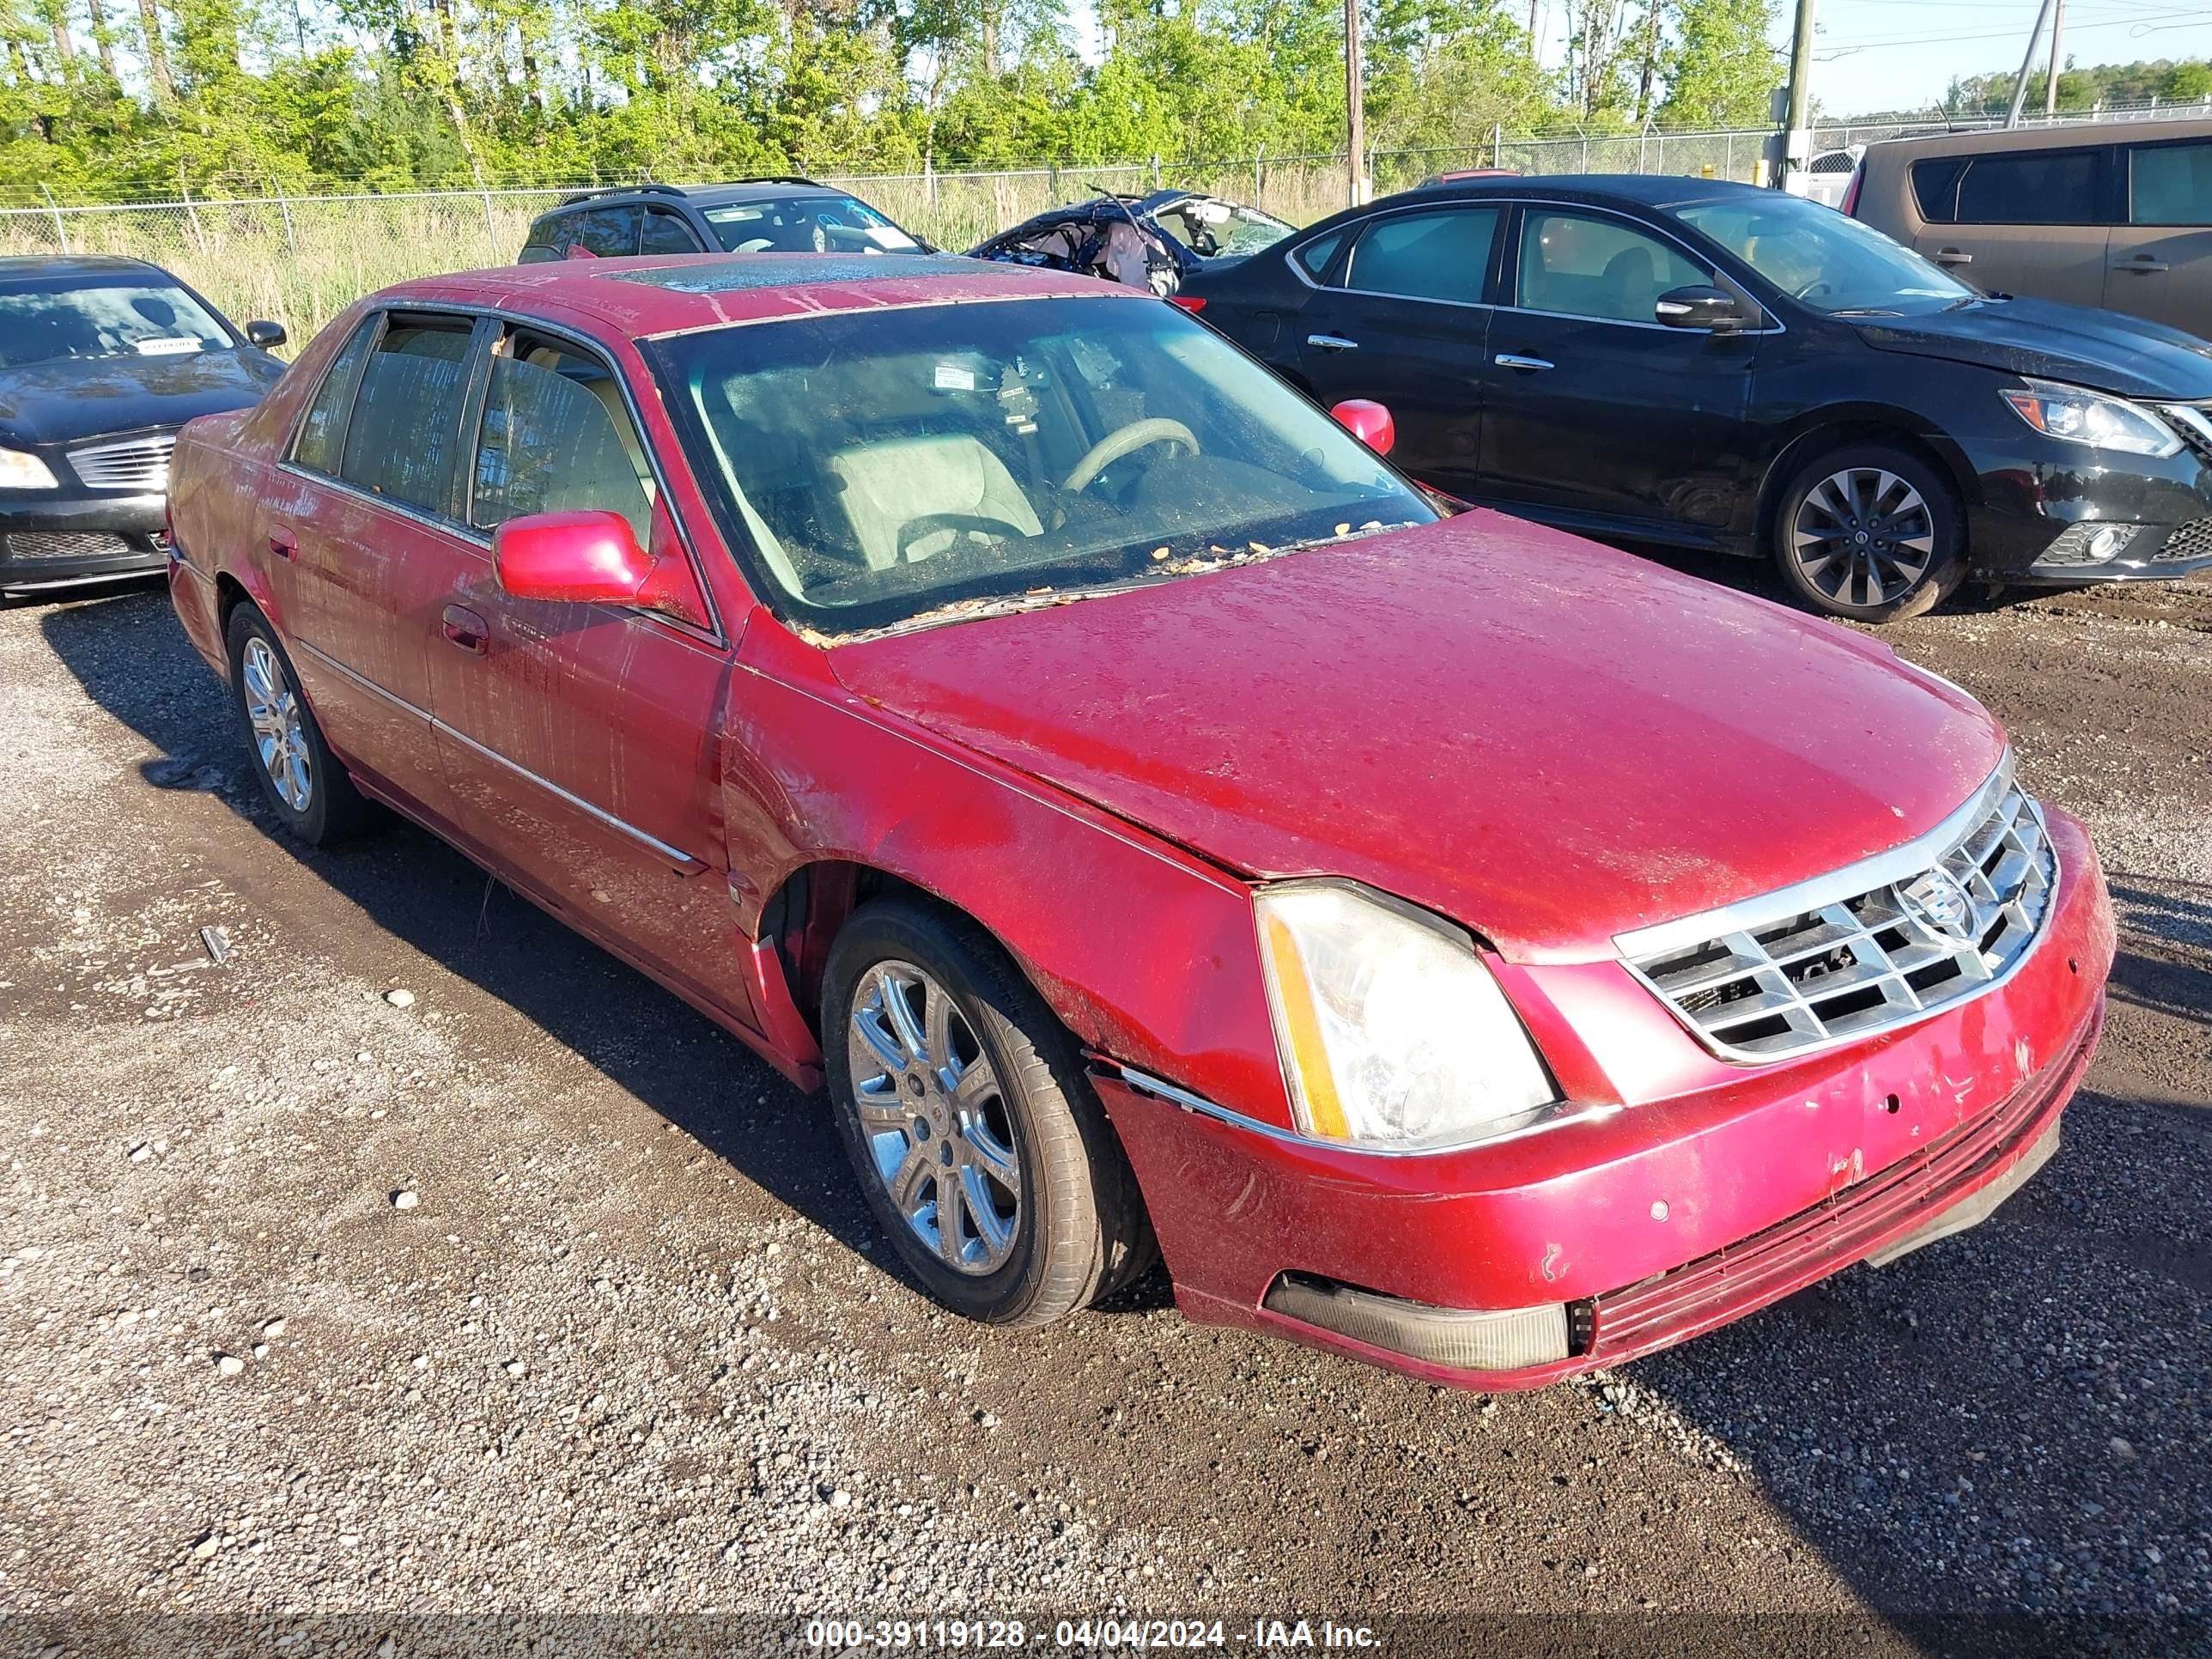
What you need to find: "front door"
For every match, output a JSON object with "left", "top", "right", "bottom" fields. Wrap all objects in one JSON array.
[
  {"left": 2107, "top": 136, "right": 2212, "bottom": 335},
  {"left": 1478, "top": 206, "right": 1759, "bottom": 544},
  {"left": 416, "top": 319, "right": 757, "bottom": 1027},
  {"left": 1288, "top": 204, "right": 1500, "bottom": 499}
]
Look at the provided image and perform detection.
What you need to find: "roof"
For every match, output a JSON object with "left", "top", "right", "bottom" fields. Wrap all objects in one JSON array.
[
  {"left": 0, "top": 252, "right": 166, "bottom": 283},
  {"left": 374, "top": 252, "right": 1137, "bottom": 338},
  {"left": 1411, "top": 173, "right": 1777, "bottom": 211},
  {"left": 538, "top": 179, "right": 877, "bottom": 215},
  {"left": 1862, "top": 115, "right": 2212, "bottom": 160}
]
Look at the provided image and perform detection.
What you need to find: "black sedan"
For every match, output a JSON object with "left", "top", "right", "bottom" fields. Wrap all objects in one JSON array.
[
  {"left": 1180, "top": 175, "right": 2212, "bottom": 621},
  {"left": 1, "top": 255, "right": 286, "bottom": 599}
]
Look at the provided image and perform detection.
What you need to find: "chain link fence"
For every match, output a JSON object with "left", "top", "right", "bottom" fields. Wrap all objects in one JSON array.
[{"left": 5, "top": 98, "right": 2208, "bottom": 343}]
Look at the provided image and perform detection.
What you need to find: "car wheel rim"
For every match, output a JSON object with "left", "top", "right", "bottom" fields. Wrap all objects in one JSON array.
[
  {"left": 241, "top": 637, "right": 312, "bottom": 813},
  {"left": 1791, "top": 466, "right": 1937, "bottom": 608},
  {"left": 846, "top": 960, "right": 1021, "bottom": 1276}
]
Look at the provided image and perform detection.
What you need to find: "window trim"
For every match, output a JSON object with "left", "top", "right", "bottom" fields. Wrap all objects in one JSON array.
[
  {"left": 2126, "top": 136, "right": 2212, "bottom": 228},
  {"left": 1500, "top": 201, "right": 1777, "bottom": 334}
]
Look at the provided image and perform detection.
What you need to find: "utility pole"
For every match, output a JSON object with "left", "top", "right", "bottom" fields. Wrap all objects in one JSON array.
[
  {"left": 2005, "top": 0, "right": 2054, "bottom": 128},
  {"left": 2044, "top": 0, "right": 2065, "bottom": 117},
  {"left": 1779, "top": 0, "right": 1818, "bottom": 189},
  {"left": 1345, "top": 0, "right": 1366, "bottom": 207}
]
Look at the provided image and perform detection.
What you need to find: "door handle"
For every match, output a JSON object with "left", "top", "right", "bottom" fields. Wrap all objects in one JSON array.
[
  {"left": 267, "top": 526, "right": 297, "bottom": 561},
  {"left": 1930, "top": 248, "right": 1973, "bottom": 266},
  {"left": 1494, "top": 353, "right": 1554, "bottom": 372},
  {"left": 441, "top": 604, "right": 489, "bottom": 655},
  {"left": 2112, "top": 257, "right": 2170, "bottom": 274},
  {"left": 1306, "top": 333, "right": 1359, "bottom": 351}
]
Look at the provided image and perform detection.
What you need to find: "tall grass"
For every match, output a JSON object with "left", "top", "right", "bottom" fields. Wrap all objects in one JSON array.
[{"left": 0, "top": 159, "right": 1395, "bottom": 348}]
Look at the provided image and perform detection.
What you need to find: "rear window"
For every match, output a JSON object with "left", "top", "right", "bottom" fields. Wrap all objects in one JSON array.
[
  {"left": 568, "top": 205, "right": 641, "bottom": 258},
  {"left": 337, "top": 318, "right": 474, "bottom": 514},
  {"left": 2131, "top": 139, "right": 2212, "bottom": 226},
  {"left": 1344, "top": 209, "right": 1498, "bottom": 305},
  {"left": 1917, "top": 148, "right": 2106, "bottom": 227}
]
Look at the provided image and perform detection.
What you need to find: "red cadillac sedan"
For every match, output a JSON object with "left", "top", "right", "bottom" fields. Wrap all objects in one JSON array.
[{"left": 165, "top": 254, "right": 2112, "bottom": 1389}]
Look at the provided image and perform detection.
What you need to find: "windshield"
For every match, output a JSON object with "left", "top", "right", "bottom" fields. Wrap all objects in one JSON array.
[
  {"left": 702, "top": 197, "right": 922, "bottom": 256},
  {"left": 1671, "top": 195, "right": 1976, "bottom": 316},
  {"left": 0, "top": 280, "right": 233, "bottom": 368},
  {"left": 649, "top": 295, "right": 1432, "bottom": 635},
  {"left": 1156, "top": 199, "right": 1296, "bottom": 259}
]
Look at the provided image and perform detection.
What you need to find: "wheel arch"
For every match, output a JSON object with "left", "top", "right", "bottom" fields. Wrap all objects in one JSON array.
[{"left": 1753, "top": 412, "right": 1975, "bottom": 562}]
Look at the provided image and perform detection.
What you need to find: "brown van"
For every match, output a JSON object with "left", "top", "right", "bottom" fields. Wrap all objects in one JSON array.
[{"left": 1848, "top": 119, "right": 2212, "bottom": 338}]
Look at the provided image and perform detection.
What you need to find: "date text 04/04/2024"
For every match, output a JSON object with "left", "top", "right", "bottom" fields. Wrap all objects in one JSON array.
[{"left": 803, "top": 1620, "right": 1382, "bottom": 1649}]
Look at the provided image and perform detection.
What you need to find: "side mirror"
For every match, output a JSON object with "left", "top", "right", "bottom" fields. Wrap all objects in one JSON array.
[
  {"left": 491, "top": 508, "right": 672, "bottom": 608},
  {"left": 245, "top": 319, "right": 288, "bottom": 349},
  {"left": 1330, "top": 398, "right": 1395, "bottom": 456},
  {"left": 1654, "top": 285, "right": 1749, "bottom": 332}
]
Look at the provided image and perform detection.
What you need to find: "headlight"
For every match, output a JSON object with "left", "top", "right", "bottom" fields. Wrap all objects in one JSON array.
[
  {"left": 1255, "top": 882, "right": 1557, "bottom": 1152},
  {"left": 0, "top": 447, "right": 59, "bottom": 489},
  {"left": 2000, "top": 379, "right": 2182, "bottom": 459}
]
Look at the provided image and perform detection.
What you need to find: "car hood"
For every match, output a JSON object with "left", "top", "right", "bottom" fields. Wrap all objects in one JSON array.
[
  {"left": 0, "top": 349, "right": 282, "bottom": 448},
  {"left": 1851, "top": 296, "right": 2212, "bottom": 399},
  {"left": 829, "top": 513, "right": 2007, "bottom": 963}
]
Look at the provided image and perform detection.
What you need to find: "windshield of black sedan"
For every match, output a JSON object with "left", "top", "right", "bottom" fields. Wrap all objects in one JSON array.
[
  {"left": 1673, "top": 195, "right": 1976, "bottom": 316},
  {"left": 654, "top": 295, "right": 1431, "bottom": 632},
  {"left": 0, "top": 280, "right": 232, "bottom": 368}
]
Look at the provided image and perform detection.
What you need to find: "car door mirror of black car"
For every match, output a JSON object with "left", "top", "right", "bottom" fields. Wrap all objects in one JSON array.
[
  {"left": 245, "top": 319, "right": 288, "bottom": 349},
  {"left": 1654, "top": 286, "right": 1749, "bottom": 332}
]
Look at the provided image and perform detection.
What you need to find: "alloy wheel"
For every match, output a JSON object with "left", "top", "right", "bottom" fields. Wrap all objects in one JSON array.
[
  {"left": 1790, "top": 466, "right": 1937, "bottom": 608},
  {"left": 845, "top": 960, "right": 1022, "bottom": 1275},
  {"left": 240, "top": 636, "right": 312, "bottom": 813}
]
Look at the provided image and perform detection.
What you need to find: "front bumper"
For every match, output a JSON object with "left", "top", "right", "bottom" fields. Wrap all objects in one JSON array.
[
  {"left": 1100, "top": 808, "right": 2113, "bottom": 1390},
  {"left": 1963, "top": 429, "right": 2212, "bottom": 584},
  {"left": 0, "top": 492, "right": 168, "bottom": 592}
]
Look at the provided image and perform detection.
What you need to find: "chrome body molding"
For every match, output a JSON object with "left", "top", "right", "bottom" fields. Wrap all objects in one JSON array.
[{"left": 290, "top": 637, "right": 708, "bottom": 874}]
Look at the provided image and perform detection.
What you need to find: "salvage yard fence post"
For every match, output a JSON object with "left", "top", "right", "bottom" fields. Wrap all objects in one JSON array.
[{"left": 40, "top": 184, "right": 66, "bottom": 253}]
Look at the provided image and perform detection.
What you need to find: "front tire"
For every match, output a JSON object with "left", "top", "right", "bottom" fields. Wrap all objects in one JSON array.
[
  {"left": 823, "top": 898, "right": 1153, "bottom": 1327},
  {"left": 225, "top": 605, "right": 375, "bottom": 846},
  {"left": 1772, "top": 442, "right": 1965, "bottom": 623}
]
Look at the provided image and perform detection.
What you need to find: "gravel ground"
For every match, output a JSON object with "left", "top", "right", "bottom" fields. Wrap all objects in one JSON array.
[{"left": 1, "top": 567, "right": 2206, "bottom": 1657}]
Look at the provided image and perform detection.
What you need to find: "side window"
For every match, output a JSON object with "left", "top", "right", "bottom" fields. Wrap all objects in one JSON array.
[
  {"left": 290, "top": 318, "right": 377, "bottom": 475},
  {"left": 1953, "top": 149, "right": 2105, "bottom": 226},
  {"left": 1516, "top": 211, "right": 1705, "bottom": 325},
  {"left": 2130, "top": 141, "right": 2212, "bottom": 227},
  {"left": 1292, "top": 229, "right": 1345, "bottom": 281},
  {"left": 1343, "top": 209, "right": 1499, "bottom": 305},
  {"left": 571, "top": 205, "right": 641, "bottom": 258},
  {"left": 1910, "top": 157, "right": 1968, "bottom": 224},
  {"left": 337, "top": 316, "right": 476, "bottom": 514},
  {"left": 640, "top": 209, "right": 704, "bottom": 254},
  {"left": 470, "top": 331, "right": 655, "bottom": 546}
]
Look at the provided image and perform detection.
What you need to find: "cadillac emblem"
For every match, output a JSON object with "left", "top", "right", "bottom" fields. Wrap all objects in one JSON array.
[{"left": 1901, "top": 868, "right": 1977, "bottom": 940}]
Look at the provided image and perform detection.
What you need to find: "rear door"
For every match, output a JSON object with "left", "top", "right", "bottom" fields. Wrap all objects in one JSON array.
[
  {"left": 419, "top": 318, "right": 757, "bottom": 1024},
  {"left": 2108, "top": 136, "right": 2212, "bottom": 335},
  {"left": 1477, "top": 204, "right": 1759, "bottom": 543},
  {"left": 563, "top": 204, "right": 642, "bottom": 259},
  {"left": 262, "top": 308, "right": 482, "bottom": 818},
  {"left": 1287, "top": 204, "right": 1501, "bottom": 498},
  {"left": 1909, "top": 145, "right": 2112, "bottom": 307}
]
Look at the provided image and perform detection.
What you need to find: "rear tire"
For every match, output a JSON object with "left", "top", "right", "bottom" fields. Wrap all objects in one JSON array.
[
  {"left": 225, "top": 605, "right": 376, "bottom": 847},
  {"left": 1771, "top": 442, "right": 1964, "bottom": 623},
  {"left": 823, "top": 897, "right": 1154, "bottom": 1327}
]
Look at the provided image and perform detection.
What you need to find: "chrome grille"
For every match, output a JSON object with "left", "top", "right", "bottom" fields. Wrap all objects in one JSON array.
[
  {"left": 1620, "top": 763, "right": 2056, "bottom": 1062},
  {"left": 2154, "top": 518, "right": 2212, "bottom": 563},
  {"left": 68, "top": 432, "right": 175, "bottom": 492}
]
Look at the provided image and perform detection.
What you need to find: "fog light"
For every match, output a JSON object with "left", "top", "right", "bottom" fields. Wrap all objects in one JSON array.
[
  {"left": 1262, "top": 1273, "right": 1574, "bottom": 1370},
  {"left": 2040, "top": 522, "right": 2142, "bottom": 567}
]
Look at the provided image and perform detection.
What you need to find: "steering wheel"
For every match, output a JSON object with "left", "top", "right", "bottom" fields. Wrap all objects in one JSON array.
[
  {"left": 1793, "top": 278, "right": 1833, "bottom": 301},
  {"left": 1060, "top": 418, "right": 1201, "bottom": 495},
  {"left": 894, "top": 512, "right": 1032, "bottom": 563}
]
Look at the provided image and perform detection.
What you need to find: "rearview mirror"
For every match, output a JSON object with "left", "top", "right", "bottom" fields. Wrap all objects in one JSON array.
[
  {"left": 246, "top": 319, "right": 288, "bottom": 349},
  {"left": 1654, "top": 285, "right": 1749, "bottom": 332},
  {"left": 493, "top": 509, "right": 697, "bottom": 623},
  {"left": 1330, "top": 398, "right": 1395, "bottom": 456}
]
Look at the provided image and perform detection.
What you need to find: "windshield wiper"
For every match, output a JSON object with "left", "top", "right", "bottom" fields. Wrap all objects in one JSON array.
[{"left": 1830, "top": 306, "right": 1904, "bottom": 318}]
